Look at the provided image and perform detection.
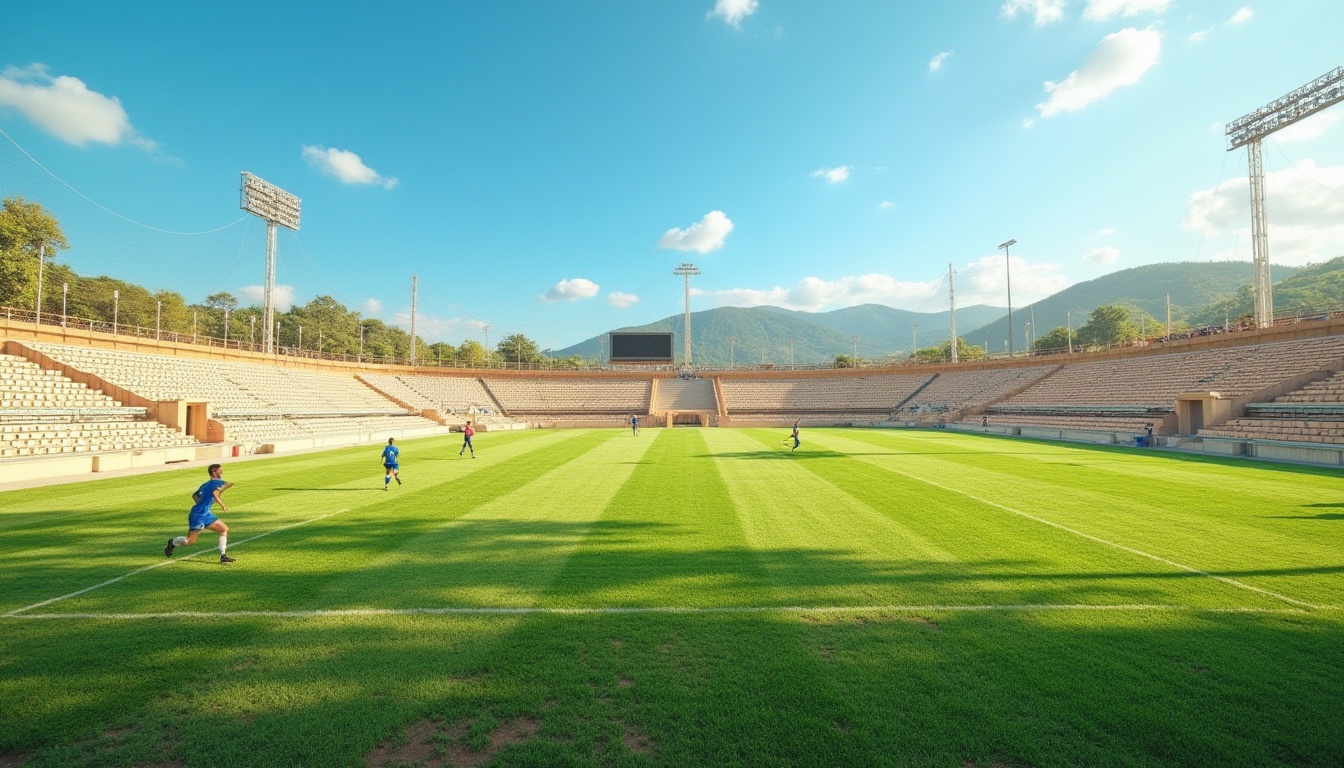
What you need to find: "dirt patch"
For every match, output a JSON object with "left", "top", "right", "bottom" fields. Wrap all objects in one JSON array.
[
  {"left": 619, "top": 721, "right": 654, "bottom": 755},
  {"left": 447, "top": 717, "right": 541, "bottom": 768},
  {"left": 618, "top": 678, "right": 633, "bottom": 688},
  {"left": 818, "top": 645, "right": 835, "bottom": 660},
  {"left": 610, "top": 637, "right": 623, "bottom": 648},
  {"left": 366, "top": 719, "right": 443, "bottom": 768},
  {"left": 907, "top": 615, "right": 942, "bottom": 631},
  {"left": 834, "top": 720, "right": 850, "bottom": 733},
  {"left": 104, "top": 728, "right": 134, "bottom": 739},
  {"left": 658, "top": 640, "right": 674, "bottom": 653},
  {"left": 0, "top": 754, "right": 27, "bottom": 768}
]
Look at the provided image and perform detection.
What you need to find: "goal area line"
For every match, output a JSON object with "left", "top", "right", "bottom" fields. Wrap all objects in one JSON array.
[{"left": 3, "top": 603, "right": 1330, "bottom": 621}]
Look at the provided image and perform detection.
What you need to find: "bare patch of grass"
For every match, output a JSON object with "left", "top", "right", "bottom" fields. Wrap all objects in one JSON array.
[
  {"left": 619, "top": 721, "right": 654, "bottom": 755},
  {"left": 366, "top": 719, "right": 442, "bottom": 768}
]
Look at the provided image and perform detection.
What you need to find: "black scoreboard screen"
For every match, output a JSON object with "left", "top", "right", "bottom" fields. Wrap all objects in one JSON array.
[{"left": 609, "top": 332, "right": 674, "bottom": 362}]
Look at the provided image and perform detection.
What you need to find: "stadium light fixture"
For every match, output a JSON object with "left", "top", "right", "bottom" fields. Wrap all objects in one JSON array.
[
  {"left": 1226, "top": 66, "right": 1343, "bottom": 328},
  {"left": 673, "top": 263, "right": 700, "bottom": 366},
  {"left": 240, "top": 172, "right": 302, "bottom": 354},
  {"left": 998, "top": 239, "right": 1016, "bottom": 355}
]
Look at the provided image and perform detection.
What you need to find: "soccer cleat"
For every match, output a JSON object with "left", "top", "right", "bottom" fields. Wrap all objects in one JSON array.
[
  {"left": 219, "top": 555, "right": 235, "bottom": 565},
  {"left": 383, "top": 484, "right": 388, "bottom": 491},
  {"left": 396, "top": 476, "right": 402, "bottom": 485},
  {"left": 164, "top": 538, "right": 176, "bottom": 558}
]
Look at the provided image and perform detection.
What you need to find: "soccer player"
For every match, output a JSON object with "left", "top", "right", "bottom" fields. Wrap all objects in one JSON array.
[
  {"left": 381, "top": 437, "right": 402, "bottom": 490},
  {"left": 164, "top": 463, "right": 235, "bottom": 564},
  {"left": 460, "top": 421, "right": 476, "bottom": 458},
  {"left": 790, "top": 421, "right": 801, "bottom": 452},
  {"left": 631, "top": 414, "right": 640, "bottom": 436}
]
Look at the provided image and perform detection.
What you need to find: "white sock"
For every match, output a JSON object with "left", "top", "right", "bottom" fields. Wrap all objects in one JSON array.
[
  {"left": 218, "top": 534, "right": 228, "bottom": 556},
  {"left": 173, "top": 536, "right": 188, "bottom": 546}
]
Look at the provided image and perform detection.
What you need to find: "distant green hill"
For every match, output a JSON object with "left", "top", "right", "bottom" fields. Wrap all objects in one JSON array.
[
  {"left": 551, "top": 303, "right": 1006, "bottom": 366},
  {"left": 960, "top": 261, "right": 1298, "bottom": 350},
  {"left": 1185, "top": 255, "right": 1344, "bottom": 325}
]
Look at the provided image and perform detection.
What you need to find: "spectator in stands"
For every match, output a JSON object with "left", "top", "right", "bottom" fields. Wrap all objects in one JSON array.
[
  {"left": 981, "top": 415, "right": 988, "bottom": 428},
  {"left": 164, "top": 464, "right": 235, "bottom": 564},
  {"left": 460, "top": 421, "right": 476, "bottom": 458},
  {"left": 381, "top": 438, "right": 402, "bottom": 490},
  {"left": 631, "top": 414, "right": 640, "bottom": 436}
]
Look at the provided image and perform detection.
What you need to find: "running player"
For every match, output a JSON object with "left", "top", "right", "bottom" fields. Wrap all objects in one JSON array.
[
  {"left": 790, "top": 421, "right": 801, "bottom": 452},
  {"left": 460, "top": 421, "right": 476, "bottom": 458},
  {"left": 164, "top": 463, "right": 235, "bottom": 564},
  {"left": 381, "top": 437, "right": 402, "bottom": 490}
]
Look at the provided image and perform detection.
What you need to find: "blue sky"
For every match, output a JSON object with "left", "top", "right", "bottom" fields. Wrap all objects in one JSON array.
[{"left": 1, "top": 1, "right": 1341, "bottom": 349}]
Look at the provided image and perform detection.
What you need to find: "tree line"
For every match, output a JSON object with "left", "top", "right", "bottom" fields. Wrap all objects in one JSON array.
[{"left": 0, "top": 197, "right": 577, "bottom": 367}]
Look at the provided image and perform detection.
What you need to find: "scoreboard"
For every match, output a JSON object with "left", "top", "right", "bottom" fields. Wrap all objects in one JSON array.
[{"left": 609, "top": 332, "right": 674, "bottom": 363}]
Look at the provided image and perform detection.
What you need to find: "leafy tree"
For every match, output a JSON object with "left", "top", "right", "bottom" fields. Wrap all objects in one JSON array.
[
  {"left": 0, "top": 197, "right": 68, "bottom": 308},
  {"left": 428, "top": 342, "right": 458, "bottom": 366},
  {"left": 497, "top": 333, "right": 541, "bottom": 365},
  {"left": 1033, "top": 326, "right": 1075, "bottom": 355},
  {"left": 911, "top": 338, "right": 989, "bottom": 363},
  {"left": 834, "top": 354, "right": 858, "bottom": 368},
  {"left": 457, "top": 339, "right": 489, "bottom": 367},
  {"left": 1076, "top": 304, "right": 1138, "bottom": 347}
]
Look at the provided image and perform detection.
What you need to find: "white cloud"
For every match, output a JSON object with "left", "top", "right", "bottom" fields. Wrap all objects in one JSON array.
[
  {"left": 707, "top": 0, "right": 758, "bottom": 28},
  {"left": 1182, "top": 160, "right": 1344, "bottom": 265},
  {"left": 701, "top": 259, "right": 1067, "bottom": 312},
  {"left": 811, "top": 166, "right": 851, "bottom": 183},
  {"left": 878, "top": 200, "right": 895, "bottom": 209},
  {"left": 1187, "top": 28, "right": 1210, "bottom": 43},
  {"left": 1273, "top": 112, "right": 1338, "bottom": 144},
  {"left": 1083, "top": 0, "right": 1170, "bottom": 21},
  {"left": 362, "top": 298, "right": 383, "bottom": 316},
  {"left": 240, "top": 284, "right": 296, "bottom": 312},
  {"left": 301, "top": 145, "right": 398, "bottom": 189},
  {"left": 659, "top": 210, "right": 734, "bottom": 253},
  {"left": 1022, "top": 117, "right": 1036, "bottom": 129},
  {"left": 1036, "top": 27, "right": 1161, "bottom": 118},
  {"left": 1000, "top": 0, "right": 1066, "bottom": 26},
  {"left": 928, "top": 51, "right": 953, "bottom": 72},
  {"left": 0, "top": 64, "right": 157, "bottom": 151},
  {"left": 608, "top": 292, "right": 640, "bottom": 308},
  {"left": 389, "top": 311, "right": 464, "bottom": 343},
  {"left": 1083, "top": 246, "right": 1120, "bottom": 265},
  {"left": 540, "top": 278, "right": 600, "bottom": 303},
  {"left": 1091, "top": 227, "right": 1117, "bottom": 237},
  {"left": 1228, "top": 6, "right": 1253, "bottom": 24}
]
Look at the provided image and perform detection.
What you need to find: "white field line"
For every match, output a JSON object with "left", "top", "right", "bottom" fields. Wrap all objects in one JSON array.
[
  {"left": 4, "top": 508, "right": 353, "bottom": 617},
  {"left": 871, "top": 462, "right": 1327, "bottom": 610},
  {"left": 0, "top": 603, "right": 1323, "bottom": 621}
]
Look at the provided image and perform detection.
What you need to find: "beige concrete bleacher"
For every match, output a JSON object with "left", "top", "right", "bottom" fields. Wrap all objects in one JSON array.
[
  {"left": 360, "top": 373, "right": 508, "bottom": 423},
  {"left": 896, "top": 366, "right": 1057, "bottom": 418},
  {"left": 31, "top": 343, "right": 436, "bottom": 441},
  {"left": 1199, "top": 370, "right": 1344, "bottom": 445},
  {"left": 0, "top": 353, "right": 197, "bottom": 457},
  {"left": 483, "top": 377, "right": 651, "bottom": 416},
  {"left": 720, "top": 373, "right": 932, "bottom": 418}
]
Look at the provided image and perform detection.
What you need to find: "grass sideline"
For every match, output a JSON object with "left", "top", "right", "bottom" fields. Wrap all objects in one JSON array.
[{"left": 1, "top": 427, "right": 1341, "bottom": 767}]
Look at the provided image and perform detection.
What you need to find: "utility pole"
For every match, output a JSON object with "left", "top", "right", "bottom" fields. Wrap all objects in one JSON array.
[
  {"left": 1165, "top": 293, "right": 1171, "bottom": 339},
  {"left": 483, "top": 325, "right": 491, "bottom": 367},
  {"left": 729, "top": 336, "right": 736, "bottom": 369},
  {"left": 673, "top": 263, "right": 700, "bottom": 366},
  {"left": 911, "top": 323, "right": 919, "bottom": 356},
  {"left": 35, "top": 243, "right": 45, "bottom": 325},
  {"left": 851, "top": 335, "right": 858, "bottom": 360},
  {"left": 410, "top": 274, "right": 418, "bottom": 366},
  {"left": 789, "top": 337, "right": 795, "bottom": 369},
  {"left": 948, "top": 262, "right": 958, "bottom": 364},
  {"left": 1067, "top": 311, "right": 1073, "bottom": 355}
]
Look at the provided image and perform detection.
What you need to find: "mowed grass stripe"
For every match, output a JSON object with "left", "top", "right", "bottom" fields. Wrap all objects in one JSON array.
[
  {"left": 836, "top": 428, "right": 1344, "bottom": 591},
  {"left": 803, "top": 429, "right": 1325, "bottom": 610},
  {"left": 15, "top": 429, "right": 603, "bottom": 615},
  {"left": 703, "top": 428, "right": 966, "bottom": 606},
  {"left": 738, "top": 429, "right": 1290, "bottom": 611},
  {"left": 828, "top": 429, "right": 1344, "bottom": 607},
  {"left": 296, "top": 427, "right": 656, "bottom": 610},
  {"left": 543, "top": 428, "right": 775, "bottom": 607}
]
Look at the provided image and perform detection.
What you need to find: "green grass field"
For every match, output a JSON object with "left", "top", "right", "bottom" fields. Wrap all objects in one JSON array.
[{"left": 2, "top": 427, "right": 1342, "bottom": 767}]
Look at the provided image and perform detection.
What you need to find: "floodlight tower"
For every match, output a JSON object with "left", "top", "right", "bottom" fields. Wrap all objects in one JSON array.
[
  {"left": 240, "top": 173, "right": 301, "bottom": 354},
  {"left": 948, "top": 262, "right": 958, "bottom": 364},
  {"left": 1226, "top": 66, "right": 1344, "bottom": 328},
  {"left": 999, "top": 239, "right": 1016, "bottom": 355},
  {"left": 673, "top": 262, "right": 700, "bottom": 366}
]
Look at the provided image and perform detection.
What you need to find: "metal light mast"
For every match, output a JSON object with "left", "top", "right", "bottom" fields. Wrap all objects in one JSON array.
[
  {"left": 948, "top": 262, "right": 958, "bottom": 364},
  {"left": 998, "top": 239, "right": 1016, "bottom": 355},
  {"left": 673, "top": 263, "right": 700, "bottom": 366},
  {"left": 410, "top": 274, "right": 418, "bottom": 366},
  {"left": 240, "top": 173, "right": 301, "bottom": 354},
  {"left": 1226, "top": 66, "right": 1344, "bottom": 328}
]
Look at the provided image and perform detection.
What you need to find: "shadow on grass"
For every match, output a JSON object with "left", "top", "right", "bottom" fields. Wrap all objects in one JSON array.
[{"left": 1267, "top": 513, "right": 1344, "bottom": 520}]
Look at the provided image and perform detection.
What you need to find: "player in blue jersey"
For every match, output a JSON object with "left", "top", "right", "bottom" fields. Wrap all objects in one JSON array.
[
  {"left": 381, "top": 437, "right": 402, "bottom": 490},
  {"left": 790, "top": 421, "right": 800, "bottom": 452},
  {"left": 164, "top": 463, "right": 235, "bottom": 564}
]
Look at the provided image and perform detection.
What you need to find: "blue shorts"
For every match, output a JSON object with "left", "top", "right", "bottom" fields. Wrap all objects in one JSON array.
[
  {"left": 462, "top": 436, "right": 473, "bottom": 446},
  {"left": 188, "top": 509, "right": 218, "bottom": 531},
  {"left": 384, "top": 463, "right": 399, "bottom": 470}
]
